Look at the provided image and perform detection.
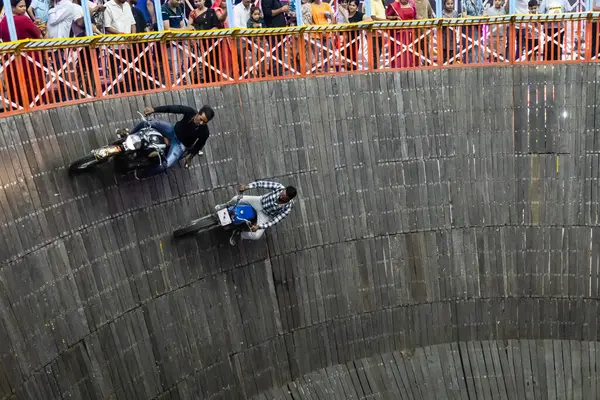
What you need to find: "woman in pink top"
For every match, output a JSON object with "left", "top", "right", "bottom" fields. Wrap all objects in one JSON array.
[
  {"left": 386, "top": 0, "right": 416, "bottom": 68},
  {"left": 0, "top": 0, "right": 45, "bottom": 109}
]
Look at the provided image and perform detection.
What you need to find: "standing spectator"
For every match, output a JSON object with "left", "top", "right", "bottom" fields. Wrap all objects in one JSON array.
[
  {"left": 189, "top": 0, "right": 218, "bottom": 29},
  {"left": 128, "top": 0, "right": 148, "bottom": 32},
  {"left": 484, "top": 0, "right": 507, "bottom": 62},
  {"left": 538, "top": 0, "right": 568, "bottom": 60},
  {"left": 525, "top": 0, "right": 541, "bottom": 60},
  {"left": 364, "top": 0, "right": 386, "bottom": 69},
  {"left": 104, "top": 0, "right": 136, "bottom": 33},
  {"left": 386, "top": 0, "right": 416, "bottom": 67},
  {"left": 162, "top": 0, "right": 186, "bottom": 83},
  {"left": 461, "top": 0, "right": 483, "bottom": 63},
  {"left": 189, "top": 0, "right": 221, "bottom": 82},
  {"left": 103, "top": 0, "right": 136, "bottom": 93},
  {"left": 72, "top": 0, "right": 104, "bottom": 36},
  {"left": 232, "top": 0, "right": 251, "bottom": 77},
  {"left": 27, "top": 0, "right": 50, "bottom": 24},
  {"left": 347, "top": 0, "right": 368, "bottom": 69},
  {"left": 504, "top": 0, "right": 529, "bottom": 60},
  {"left": 310, "top": 0, "right": 335, "bottom": 72},
  {"left": 412, "top": 0, "right": 434, "bottom": 65},
  {"left": 247, "top": 6, "right": 266, "bottom": 76},
  {"left": 161, "top": 0, "right": 185, "bottom": 30},
  {"left": 233, "top": 0, "right": 251, "bottom": 27},
  {"left": 441, "top": 0, "right": 458, "bottom": 64},
  {"left": 47, "top": 0, "right": 80, "bottom": 38},
  {"left": 336, "top": 0, "right": 349, "bottom": 22},
  {"left": 212, "top": 0, "right": 232, "bottom": 78},
  {"left": 0, "top": 0, "right": 43, "bottom": 108},
  {"left": 262, "top": 0, "right": 289, "bottom": 75}
]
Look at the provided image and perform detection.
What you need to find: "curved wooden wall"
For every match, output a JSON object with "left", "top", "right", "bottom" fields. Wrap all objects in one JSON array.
[{"left": 1, "top": 65, "right": 599, "bottom": 399}]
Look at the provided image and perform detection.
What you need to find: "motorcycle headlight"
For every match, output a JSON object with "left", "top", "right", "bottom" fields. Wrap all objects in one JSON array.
[{"left": 124, "top": 135, "right": 142, "bottom": 151}]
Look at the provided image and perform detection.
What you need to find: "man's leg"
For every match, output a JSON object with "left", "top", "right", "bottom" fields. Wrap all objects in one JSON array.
[
  {"left": 128, "top": 119, "right": 175, "bottom": 136},
  {"left": 240, "top": 210, "right": 270, "bottom": 240},
  {"left": 138, "top": 137, "right": 185, "bottom": 177}
]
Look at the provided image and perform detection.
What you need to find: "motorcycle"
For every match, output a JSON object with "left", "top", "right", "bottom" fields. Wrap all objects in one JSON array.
[
  {"left": 68, "top": 112, "right": 170, "bottom": 176},
  {"left": 173, "top": 193, "right": 257, "bottom": 240}
]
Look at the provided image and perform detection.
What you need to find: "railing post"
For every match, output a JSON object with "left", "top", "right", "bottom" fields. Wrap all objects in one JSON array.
[
  {"left": 89, "top": 40, "right": 103, "bottom": 98},
  {"left": 13, "top": 50, "right": 30, "bottom": 111},
  {"left": 508, "top": 16, "right": 516, "bottom": 64},
  {"left": 230, "top": 31, "right": 241, "bottom": 81},
  {"left": 366, "top": 24, "right": 375, "bottom": 71},
  {"left": 160, "top": 36, "right": 173, "bottom": 89},
  {"left": 436, "top": 19, "right": 443, "bottom": 66},
  {"left": 298, "top": 28, "right": 307, "bottom": 75},
  {"left": 585, "top": 13, "right": 593, "bottom": 61}
]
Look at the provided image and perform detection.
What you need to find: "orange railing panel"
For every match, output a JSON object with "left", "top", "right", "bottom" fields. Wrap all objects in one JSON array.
[{"left": 0, "top": 12, "right": 597, "bottom": 116}]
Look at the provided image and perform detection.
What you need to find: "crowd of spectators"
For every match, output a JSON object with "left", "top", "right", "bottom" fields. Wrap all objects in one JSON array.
[{"left": 0, "top": 0, "right": 594, "bottom": 107}]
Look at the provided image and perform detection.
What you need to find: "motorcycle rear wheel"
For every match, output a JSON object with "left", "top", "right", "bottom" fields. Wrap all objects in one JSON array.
[
  {"left": 173, "top": 215, "right": 219, "bottom": 237},
  {"left": 68, "top": 155, "right": 105, "bottom": 175}
]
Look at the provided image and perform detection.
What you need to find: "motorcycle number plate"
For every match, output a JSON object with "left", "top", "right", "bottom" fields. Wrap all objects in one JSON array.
[{"left": 217, "top": 208, "right": 232, "bottom": 226}]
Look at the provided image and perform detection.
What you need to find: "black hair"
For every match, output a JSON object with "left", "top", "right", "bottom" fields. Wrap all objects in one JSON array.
[
  {"left": 199, "top": 105, "right": 214, "bottom": 121},
  {"left": 204, "top": 0, "right": 212, "bottom": 8},
  {"left": 285, "top": 186, "right": 297, "bottom": 200},
  {"left": 349, "top": 0, "right": 360, "bottom": 6},
  {"left": 250, "top": 5, "right": 261, "bottom": 15},
  {"left": 528, "top": 0, "right": 537, "bottom": 6},
  {"left": 11, "top": 0, "right": 23, "bottom": 7}
]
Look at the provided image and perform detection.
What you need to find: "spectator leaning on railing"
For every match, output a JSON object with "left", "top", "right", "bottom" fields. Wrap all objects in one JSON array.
[{"left": 104, "top": 0, "right": 136, "bottom": 34}]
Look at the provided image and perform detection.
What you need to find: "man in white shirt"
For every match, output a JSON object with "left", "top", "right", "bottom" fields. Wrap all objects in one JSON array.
[
  {"left": 47, "top": 0, "right": 79, "bottom": 38},
  {"left": 232, "top": 0, "right": 251, "bottom": 78},
  {"left": 103, "top": 0, "right": 136, "bottom": 94},
  {"left": 103, "top": 0, "right": 136, "bottom": 34},
  {"left": 232, "top": 0, "right": 251, "bottom": 28}
]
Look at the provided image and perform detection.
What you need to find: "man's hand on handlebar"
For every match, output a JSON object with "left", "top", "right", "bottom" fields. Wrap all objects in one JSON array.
[
  {"left": 239, "top": 185, "right": 249, "bottom": 192},
  {"left": 250, "top": 225, "right": 259, "bottom": 232},
  {"left": 143, "top": 107, "right": 155, "bottom": 116}
]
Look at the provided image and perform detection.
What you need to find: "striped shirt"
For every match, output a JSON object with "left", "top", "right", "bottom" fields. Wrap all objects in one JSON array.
[{"left": 248, "top": 180, "right": 295, "bottom": 229}]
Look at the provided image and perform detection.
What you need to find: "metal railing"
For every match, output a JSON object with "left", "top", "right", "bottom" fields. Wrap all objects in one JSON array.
[{"left": 0, "top": 12, "right": 598, "bottom": 116}]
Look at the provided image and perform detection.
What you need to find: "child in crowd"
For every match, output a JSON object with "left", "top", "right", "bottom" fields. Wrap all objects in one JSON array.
[
  {"left": 526, "top": 0, "right": 541, "bottom": 61},
  {"left": 247, "top": 5, "right": 264, "bottom": 28},
  {"left": 484, "top": 0, "right": 507, "bottom": 62},
  {"left": 441, "top": 0, "right": 458, "bottom": 64},
  {"left": 247, "top": 6, "right": 266, "bottom": 77}
]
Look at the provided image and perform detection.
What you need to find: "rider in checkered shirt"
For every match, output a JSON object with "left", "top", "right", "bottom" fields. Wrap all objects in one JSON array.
[{"left": 216, "top": 180, "right": 297, "bottom": 245}]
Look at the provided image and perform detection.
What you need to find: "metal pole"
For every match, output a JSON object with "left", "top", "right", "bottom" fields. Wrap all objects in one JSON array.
[
  {"left": 226, "top": 0, "right": 235, "bottom": 28},
  {"left": 295, "top": 0, "right": 303, "bottom": 25},
  {"left": 509, "top": 0, "right": 515, "bottom": 15},
  {"left": 3, "top": 2, "right": 18, "bottom": 42},
  {"left": 436, "top": 0, "right": 442, "bottom": 18},
  {"left": 364, "top": 0, "right": 371, "bottom": 17},
  {"left": 81, "top": 0, "right": 94, "bottom": 36},
  {"left": 154, "top": 0, "right": 165, "bottom": 30}
]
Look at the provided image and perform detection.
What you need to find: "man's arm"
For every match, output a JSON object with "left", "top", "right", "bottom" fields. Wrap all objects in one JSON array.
[
  {"left": 258, "top": 204, "right": 293, "bottom": 230},
  {"left": 151, "top": 105, "right": 197, "bottom": 116},
  {"left": 247, "top": 180, "right": 286, "bottom": 191}
]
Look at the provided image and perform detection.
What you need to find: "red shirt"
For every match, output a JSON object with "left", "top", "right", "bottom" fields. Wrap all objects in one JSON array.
[{"left": 0, "top": 15, "right": 42, "bottom": 41}]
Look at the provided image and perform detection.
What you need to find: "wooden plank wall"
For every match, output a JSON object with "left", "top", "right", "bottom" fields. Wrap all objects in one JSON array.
[
  {"left": 254, "top": 340, "right": 600, "bottom": 400},
  {"left": 0, "top": 64, "right": 599, "bottom": 399}
]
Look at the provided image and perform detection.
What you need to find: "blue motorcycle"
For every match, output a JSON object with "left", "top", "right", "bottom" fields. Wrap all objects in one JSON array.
[{"left": 173, "top": 193, "right": 257, "bottom": 238}]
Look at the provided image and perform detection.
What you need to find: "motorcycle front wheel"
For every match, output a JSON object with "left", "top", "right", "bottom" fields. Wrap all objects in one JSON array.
[
  {"left": 173, "top": 215, "right": 219, "bottom": 237},
  {"left": 68, "top": 155, "right": 105, "bottom": 175}
]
